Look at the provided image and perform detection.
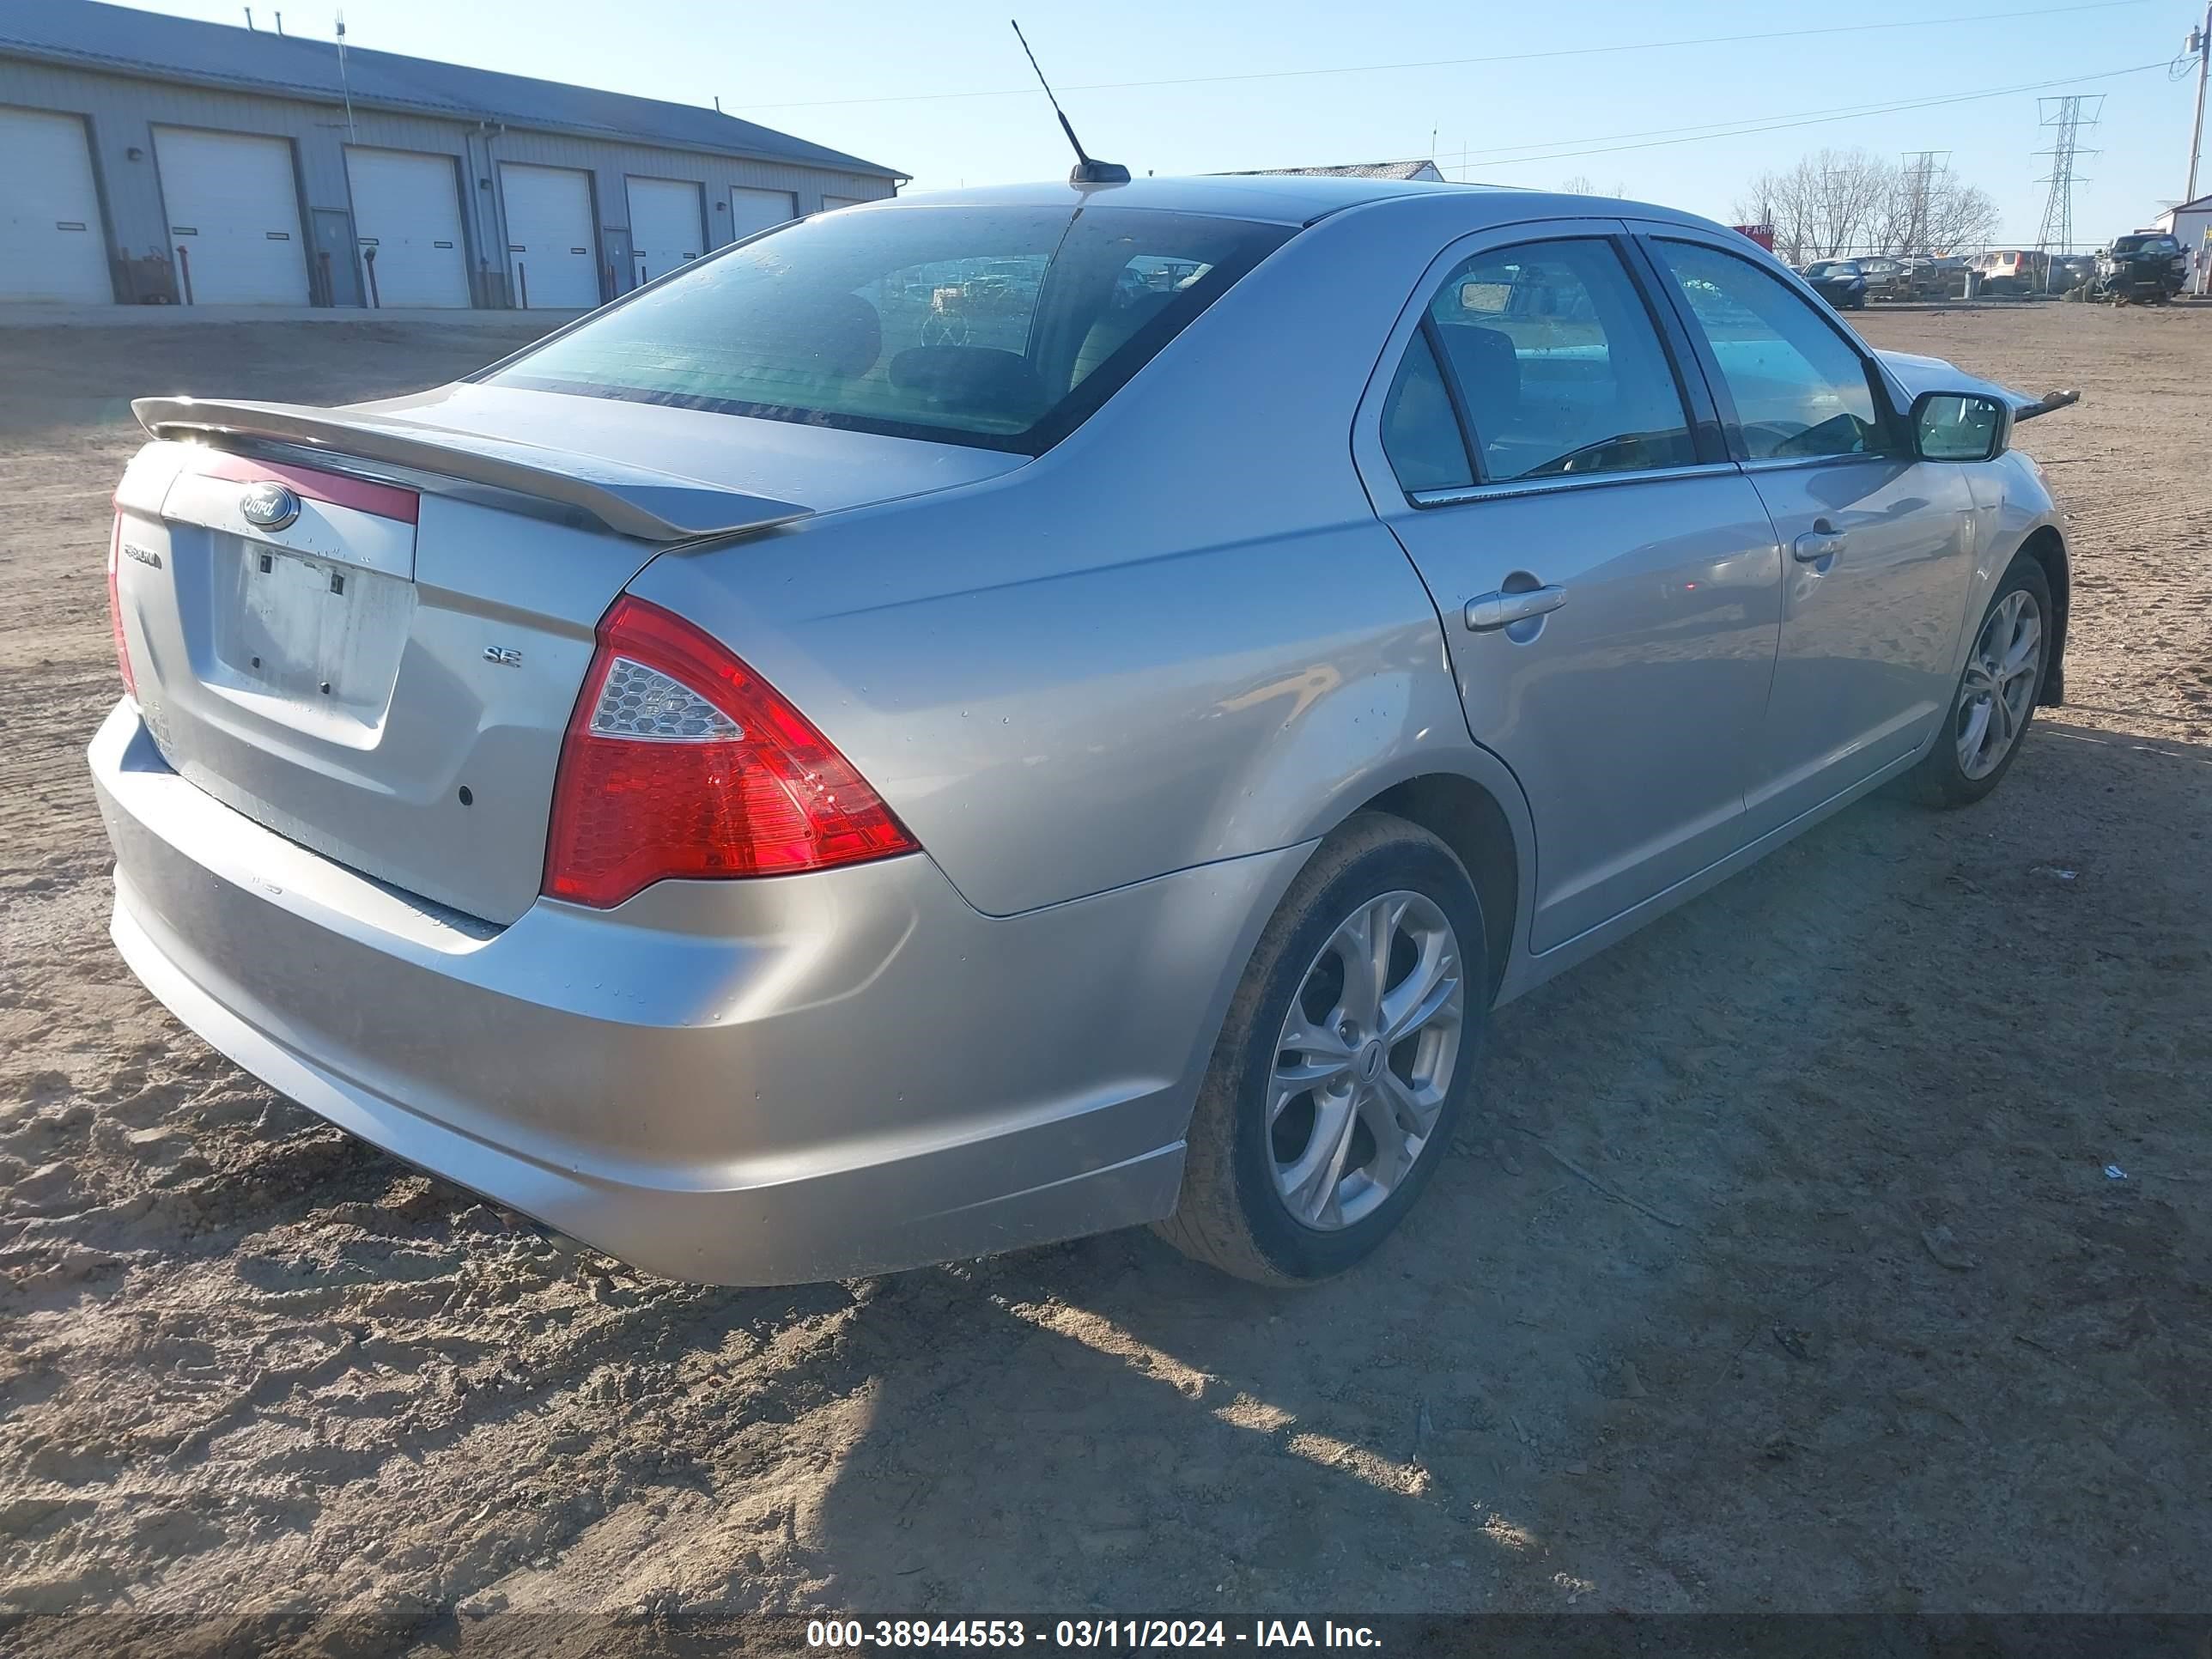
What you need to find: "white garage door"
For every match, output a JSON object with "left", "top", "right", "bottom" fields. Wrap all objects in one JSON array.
[
  {"left": 0, "top": 106, "right": 111, "bottom": 303},
  {"left": 501, "top": 164, "right": 599, "bottom": 310},
  {"left": 627, "top": 176, "right": 702, "bottom": 285},
  {"left": 345, "top": 147, "right": 470, "bottom": 308},
  {"left": 821, "top": 195, "right": 867, "bottom": 211},
  {"left": 728, "top": 185, "right": 797, "bottom": 242},
  {"left": 154, "top": 126, "right": 307, "bottom": 305}
]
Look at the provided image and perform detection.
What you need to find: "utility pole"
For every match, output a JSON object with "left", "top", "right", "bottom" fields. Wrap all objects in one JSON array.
[{"left": 2187, "top": 2, "right": 2209, "bottom": 203}]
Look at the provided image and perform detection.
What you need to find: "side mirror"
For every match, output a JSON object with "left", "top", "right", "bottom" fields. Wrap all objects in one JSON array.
[{"left": 1911, "top": 390, "right": 2008, "bottom": 462}]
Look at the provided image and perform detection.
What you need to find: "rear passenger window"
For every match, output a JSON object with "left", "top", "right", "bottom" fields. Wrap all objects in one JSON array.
[
  {"left": 1425, "top": 240, "right": 1695, "bottom": 483},
  {"left": 1649, "top": 240, "right": 1884, "bottom": 460},
  {"left": 1380, "top": 331, "right": 1474, "bottom": 492}
]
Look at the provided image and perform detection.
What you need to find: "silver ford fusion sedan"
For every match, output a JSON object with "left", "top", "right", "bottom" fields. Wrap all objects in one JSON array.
[{"left": 93, "top": 176, "right": 2073, "bottom": 1285}]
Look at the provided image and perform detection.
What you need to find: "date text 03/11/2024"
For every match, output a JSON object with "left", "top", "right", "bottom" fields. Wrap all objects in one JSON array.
[{"left": 805, "top": 1619, "right": 1385, "bottom": 1649}]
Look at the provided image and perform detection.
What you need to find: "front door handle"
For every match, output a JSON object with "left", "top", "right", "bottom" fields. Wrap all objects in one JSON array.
[
  {"left": 1793, "top": 526, "right": 1847, "bottom": 563},
  {"left": 1464, "top": 583, "right": 1568, "bottom": 632}
]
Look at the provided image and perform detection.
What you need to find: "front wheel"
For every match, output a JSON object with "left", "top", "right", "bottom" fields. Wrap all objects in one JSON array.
[
  {"left": 1904, "top": 554, "right": 2051, "bottom": 808},
  {"left": 1155, "top": 814, "right": 1486, "bottom": 1284}
]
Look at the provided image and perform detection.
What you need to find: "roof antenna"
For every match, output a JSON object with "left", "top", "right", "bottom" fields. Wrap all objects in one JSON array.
[{"left": 1010, "top": 20, "right": 1129, "bottom": 185}]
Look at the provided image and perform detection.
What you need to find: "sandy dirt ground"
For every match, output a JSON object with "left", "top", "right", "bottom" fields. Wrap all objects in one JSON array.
[{"left": 1, "top": 303, "right": 2207, "bottom": 1647}]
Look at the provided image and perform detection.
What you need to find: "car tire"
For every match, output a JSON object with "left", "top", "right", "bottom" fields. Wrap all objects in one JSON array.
[
  {"left": 1904, "top": 554, "right": 2054, "bottom": 809},
  {"left": 1154, "top": 813, "right": 1488, "bottom": 1285}
]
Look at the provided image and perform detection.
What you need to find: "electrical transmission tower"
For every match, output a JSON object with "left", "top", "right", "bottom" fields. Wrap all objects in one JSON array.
[
  {"left": 2032, "top": 95, "right": 2102, "bottom": 278},
  {"left": 1900, "top": 149, "right": 1950, "bottom": 251}
]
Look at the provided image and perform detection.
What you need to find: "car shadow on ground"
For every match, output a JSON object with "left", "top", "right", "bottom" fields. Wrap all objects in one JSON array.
[{"left": 776, "top": 715, "right": 2212, "bottom": 1614}]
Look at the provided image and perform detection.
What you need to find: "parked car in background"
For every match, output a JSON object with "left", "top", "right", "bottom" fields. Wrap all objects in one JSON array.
[
  {"left": 2094, "top": 233, "right": 2187, "bottom": 303},
  {"left": 1800, "top": 258, "right": 1869, "bottom": 309},
  {"left": 2051, "top": 253, "right": 2099, "bottom": 293},
  {"left": 1900, "top": 253, "right": 1967, "bottom": 298},
  {"left": 1856, "top": 257, "right": 1912, "bottom": 301},
  {"left": 1971, "top": 249, "right": 2050, "bottom": 295},
  {"left": 94, "top": 177, "right": 2076, "bottom": 1287}
]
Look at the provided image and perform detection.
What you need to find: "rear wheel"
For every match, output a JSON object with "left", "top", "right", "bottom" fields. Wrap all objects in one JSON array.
[
  {"left": 1155, "top": 814, "right": 1486, "bottom": 1284},
  {"left": 1905, "top": 554, "right": 2051, "bottom": 808}
]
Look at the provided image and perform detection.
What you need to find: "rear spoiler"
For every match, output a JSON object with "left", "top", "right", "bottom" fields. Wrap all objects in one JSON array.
[{"left": 131, "top": 397, "right": 812, "bottom": 544}]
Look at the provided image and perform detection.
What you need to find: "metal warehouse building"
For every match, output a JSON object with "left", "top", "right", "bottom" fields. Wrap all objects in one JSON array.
[{"left": 0, "top": 0, "right": 902, "bottom": 310}]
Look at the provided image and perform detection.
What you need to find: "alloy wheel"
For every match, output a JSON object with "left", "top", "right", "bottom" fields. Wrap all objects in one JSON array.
[
  {"left": 1954, "top": 587, "right": 2044, "bottom": 781},
  {"left": 1267, "top": 891, "right": 1465, "bottom": 1231}
]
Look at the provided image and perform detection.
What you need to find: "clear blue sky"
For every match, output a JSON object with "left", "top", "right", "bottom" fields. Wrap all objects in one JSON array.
[{"left": 125, "top": 0, "right": 2209, "bottom": 243}]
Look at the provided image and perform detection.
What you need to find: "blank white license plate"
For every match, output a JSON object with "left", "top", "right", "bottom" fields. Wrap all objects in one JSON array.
[{"left": 216, "top": 538, "right": 414, "bottom": 719}]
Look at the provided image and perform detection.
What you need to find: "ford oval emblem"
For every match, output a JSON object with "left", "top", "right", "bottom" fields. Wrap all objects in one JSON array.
[{"left": 240, "top": 481, "right": 302, "bottom": 531}]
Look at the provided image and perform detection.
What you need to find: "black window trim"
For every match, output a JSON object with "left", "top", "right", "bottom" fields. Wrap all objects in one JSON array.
[
  {"left": 1616, "top": 234, "right": 1730, "bottom": 465},
  {"left": 1634, "top": 231, "right": 1913, "bottom": 469},
  {"left": 1416, "top": 313, "right": 1483, "bottom": 483},
  {"left": 1390, "top": 230, "right": 1719, "bottom": 505}
]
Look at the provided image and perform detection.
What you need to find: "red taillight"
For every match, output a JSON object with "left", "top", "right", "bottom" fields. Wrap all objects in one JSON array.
[
  {"left": 542, "top": 596, "right": 917, "bottom": 908},
  {"left": 106, "top": 513, "right": 137, "bottom": 701}
]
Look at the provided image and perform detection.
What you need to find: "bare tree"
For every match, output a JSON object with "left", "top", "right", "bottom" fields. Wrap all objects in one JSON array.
[
  {"left": 1911, "top": 165, "right": 2001, "bottom": 253},
  {"left": 1736, "top": 148, "right": 2003, "bottom": 262},
  {"left": 1730, "top": 180, "right": 1783, "bottom": 234},
  {"left": 1559, "top": 174, "right": 1628, "bottom": 197},
  {"left": 1738, "top": 149, "right": 1891, "bottom": 261}
]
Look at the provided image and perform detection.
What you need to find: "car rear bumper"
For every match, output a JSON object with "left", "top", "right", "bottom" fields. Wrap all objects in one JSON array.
[{"left": 90, "top": 702, "right": 1298, "bottom": 1284}]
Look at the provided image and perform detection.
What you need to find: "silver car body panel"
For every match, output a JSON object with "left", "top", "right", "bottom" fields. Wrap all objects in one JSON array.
[
  {"left": 91, "top": 176, "right": 2069, "bottom": 1282},
  {"left": 93, "top": 702, "right": 1305, "bottom": 1283},
  {"left": 1350, "top": 216, "right": 1790, "bottom": 952},
  {"left": 116, "top": 440, "right": 655, "bottom": 927},
  {"left": 1626, "top": 225, "right": 1983, "bottom": 835},
  {"left": 109, "top": 400, "right": 1030, "bottom": 927},
  {"left": 1735, "top": 447, "right": 1978, "bottom": 834},
  {"left": 795, "top": 173, "right": 1473, "bottom": 226}
]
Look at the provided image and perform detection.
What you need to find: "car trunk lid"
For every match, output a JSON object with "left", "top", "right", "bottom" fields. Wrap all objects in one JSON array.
[{"left": 113, "top": 392, "right": 1025, "bottom": 926}]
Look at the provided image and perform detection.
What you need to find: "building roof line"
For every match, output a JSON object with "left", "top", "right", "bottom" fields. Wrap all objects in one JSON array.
[{"left": 0, "top": 1, "right": 904, "bottom": 179}]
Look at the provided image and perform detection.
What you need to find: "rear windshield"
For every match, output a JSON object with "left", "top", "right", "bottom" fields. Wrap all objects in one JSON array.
[
  {"left": 2112, "top": 236, "right": 2177, "bottom": 254},
  {"left": 483, "top": 204, "right": 1294, "bottom": 454}
]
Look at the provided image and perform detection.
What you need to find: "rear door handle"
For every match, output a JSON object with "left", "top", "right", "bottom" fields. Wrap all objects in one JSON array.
[
  {"left": 1464, "top": 584, "right": 1568, "bottom": 632},
  {"left": 1793, "top": 528, "right": 1847, "bottom": 563}
]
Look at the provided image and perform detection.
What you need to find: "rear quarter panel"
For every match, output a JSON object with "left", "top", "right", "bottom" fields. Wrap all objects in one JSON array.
[{"left": 629, "top": 198, "right": 1540, "bottom": 921}]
